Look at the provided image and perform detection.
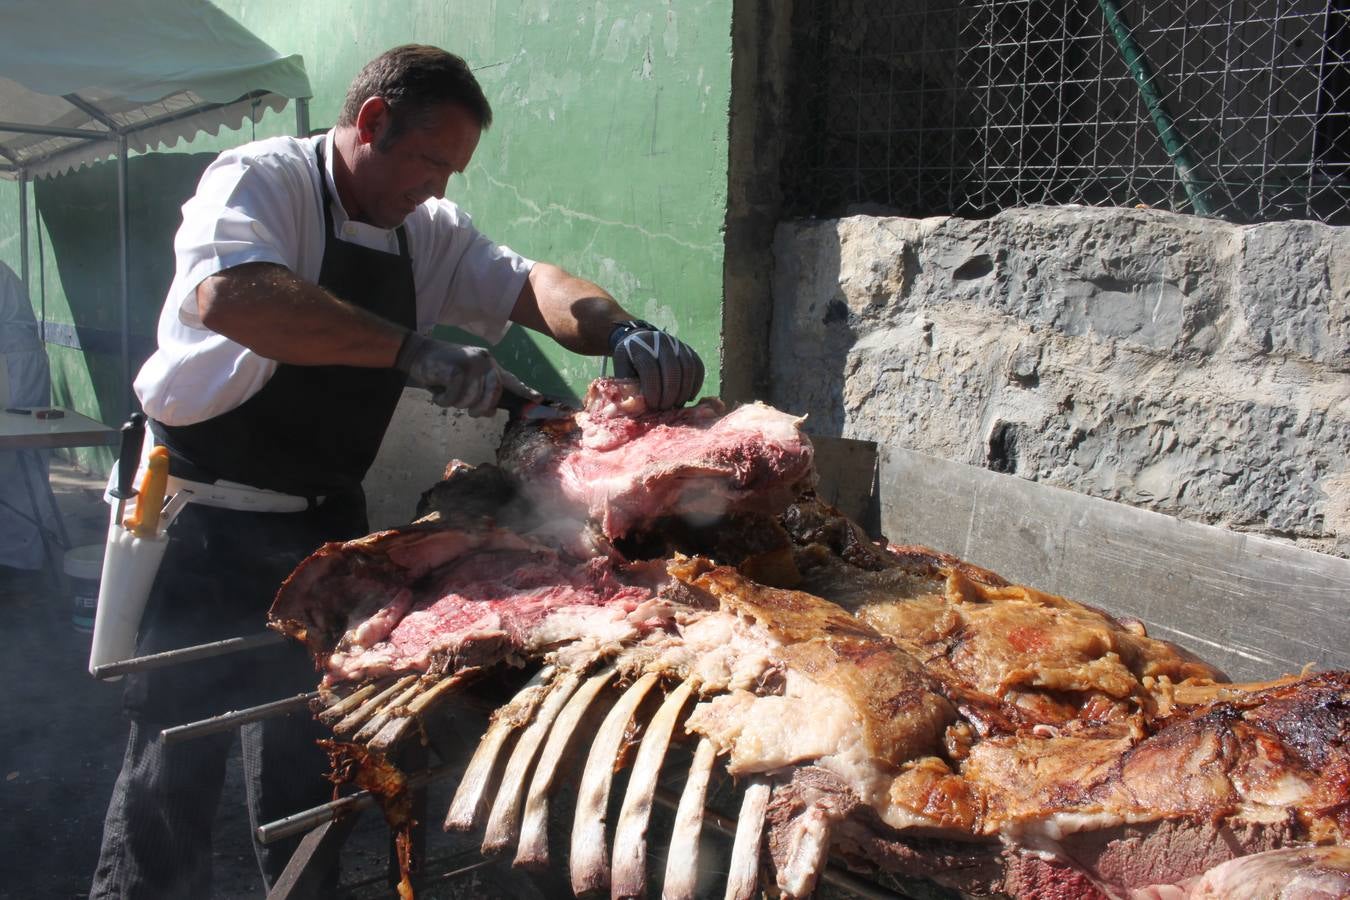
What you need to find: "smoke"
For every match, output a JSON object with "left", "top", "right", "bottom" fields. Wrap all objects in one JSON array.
[{"left": 674, "top": 478, "right": 733, "bottom": 530}]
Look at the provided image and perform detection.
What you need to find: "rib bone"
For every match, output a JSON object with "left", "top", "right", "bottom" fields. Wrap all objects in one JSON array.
[
  {"left": 570, "top": 671, "right": 661, "bottom": 896},
  {"left": 611, "top": 679, "right": 695, "bottom": 899},
  {"left": 444, "top": 666, "right": 554, "bottom": 831},
  {"left": 515, "top": 666, "right": 616, "bottom": 869},
  {"left": 777, "top": 802, "right": 833, "bottom": 898},
  {"left": 724, "top": 777, "right": 771, "bottom": 900},
  {"left": 368, "top": 670, "right": 476, "bottom": 753},
  {"left": 481, "top": 669, "right": 584, "bottom": 854},
  {"left": 662, "top": 737, "right": 718, "bottom": 900},
  {"left": 333, "top": 674, "right": 417, "bottom": 734},
  {"left": 317, "top": 678, "right": 388, "bottom": 724},
  {"left": 353, "top": 677, "right": 426, "bottom": 743}
]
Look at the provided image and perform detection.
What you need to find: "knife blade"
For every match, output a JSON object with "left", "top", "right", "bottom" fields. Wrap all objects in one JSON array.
[{"left": 499, "top": 383, "right": 577, "bottom": 420}]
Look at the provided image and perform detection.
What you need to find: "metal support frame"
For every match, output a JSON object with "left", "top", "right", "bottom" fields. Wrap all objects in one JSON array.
[
  {"left": 266, "top": 814, "right": 362, "bottom": 900},
  {"left": 116, "top": 136, "right": 130, "bottom": 417},
  {"left": 295, "top": 97, "right": 310, "bottom": 138},
  {"left": 17, "top": 171, "right": 27, "bottom": 293},
  {"left": 0, "top": 120, "right": 113, "bottom": 141}
]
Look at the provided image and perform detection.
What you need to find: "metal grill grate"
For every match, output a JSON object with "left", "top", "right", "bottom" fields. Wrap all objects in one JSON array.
[{"left": 781, "top": 0, "right": 1350, "bottom": 224}]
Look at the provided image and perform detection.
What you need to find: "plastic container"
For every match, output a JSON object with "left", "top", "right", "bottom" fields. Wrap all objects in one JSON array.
[
  {"left": 88, "top": 523, "right": 168, "bottom": 680},
  {"left": 64, "top": 543, "right": 105, "bottom": 634}
]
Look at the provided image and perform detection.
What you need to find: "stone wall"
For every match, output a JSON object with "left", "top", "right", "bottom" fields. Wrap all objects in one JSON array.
[{"left": 770, "top": 207, "right": 1350, "bottom": 556}]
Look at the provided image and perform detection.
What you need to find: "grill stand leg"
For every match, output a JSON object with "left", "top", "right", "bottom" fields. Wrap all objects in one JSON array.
[
  {"left": 263, "top": 738, "right": 431, "bottom": 898},
  {"left": 266, "top": 812, "right": 362, "bottom": 900}
]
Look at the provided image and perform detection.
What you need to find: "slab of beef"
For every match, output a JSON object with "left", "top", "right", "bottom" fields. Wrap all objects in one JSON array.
[
  {"left": 269, "top": 522, "right": 670, "bottom": 685},
  {"left": 497, "top": 378, "right": 816, "bottom": 539}
]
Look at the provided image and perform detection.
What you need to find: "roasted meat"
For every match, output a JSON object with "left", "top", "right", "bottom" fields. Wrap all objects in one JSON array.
[
  {"left": 268, "top": 380, "right": 1349, "bottom": 899},
  {"left": 497, "top": 378, "right": 816, "bottom": 539},
  {"left": 270, "top": 524, "right": 669, "bottom": 687}
]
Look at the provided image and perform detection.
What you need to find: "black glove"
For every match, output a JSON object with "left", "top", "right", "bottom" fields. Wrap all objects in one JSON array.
[
  {"left": 395, "top": 332, "right": 503, "bottom": 417},
  {"left": 607, "top": 320, "right": 704, "bottom": 410}
]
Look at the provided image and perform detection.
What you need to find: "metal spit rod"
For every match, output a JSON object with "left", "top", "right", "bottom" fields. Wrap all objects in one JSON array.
[
  {"left": 92, "top": 631, "right": 285, "bottom": 679},
  {"left": 161, "top": 691, "right": 320, "bottom": 744},
  {"left": 256, "top": 763, "right": 459, "bottom": 844}
]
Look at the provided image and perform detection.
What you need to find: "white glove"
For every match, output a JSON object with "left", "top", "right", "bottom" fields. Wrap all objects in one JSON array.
[{"left": 394, "top": 333, "right": 503, "bottom": 417}]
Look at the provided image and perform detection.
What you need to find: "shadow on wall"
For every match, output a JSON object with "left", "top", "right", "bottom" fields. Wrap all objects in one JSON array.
[
  {"left": 767, "top": 222, "right": 866, "bottom": 436},
  {"left": 34, "top": 151, "right": 216, "bottom": 436}
]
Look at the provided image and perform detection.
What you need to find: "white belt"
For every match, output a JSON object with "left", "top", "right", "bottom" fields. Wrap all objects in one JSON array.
[
  {"left": 163, "top": 475, "right": 315, "bottom": 514},
  {"left": 104, "top": 471, "right": 315, "bottom": 515}
]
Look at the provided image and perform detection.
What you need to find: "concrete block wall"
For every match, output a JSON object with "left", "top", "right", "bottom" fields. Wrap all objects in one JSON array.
[{"left": 770, "top": 207, "right": 1350, "bottom": 557}]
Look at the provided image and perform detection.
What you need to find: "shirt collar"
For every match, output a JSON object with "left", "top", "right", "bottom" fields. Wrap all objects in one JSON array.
[
  {"left": 321, "top": 129, "right": 348, "bottom": 228},
  {"left": 321, "top": 129, "right": 401, "bottom": 249}
]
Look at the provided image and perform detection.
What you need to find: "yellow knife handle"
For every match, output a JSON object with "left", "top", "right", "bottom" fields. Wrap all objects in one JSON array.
[{"left": 124, "top": 446, "right": 170, "bottom": 538}]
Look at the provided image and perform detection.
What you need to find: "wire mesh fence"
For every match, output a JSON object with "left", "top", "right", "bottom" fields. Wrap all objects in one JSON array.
[{"left": 781, "top": 0, "right": 1350, "bottom": 224}]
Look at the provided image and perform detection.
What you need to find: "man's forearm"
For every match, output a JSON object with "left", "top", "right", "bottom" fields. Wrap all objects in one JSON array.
[
  {"left": 196, "top": 262, "right": 406, "bottom": 366},
  {"left": 511, "top": 263, "right": 633, "bottom": 355}
]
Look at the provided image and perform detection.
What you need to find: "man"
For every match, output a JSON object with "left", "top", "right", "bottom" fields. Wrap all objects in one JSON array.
[{"left": 91, "top": 44, "right": 702, "bottom": 897}]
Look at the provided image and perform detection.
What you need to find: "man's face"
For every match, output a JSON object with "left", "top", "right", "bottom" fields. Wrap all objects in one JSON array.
[{"left": 349, "top": 100, "right": 482, "bottom": 228}]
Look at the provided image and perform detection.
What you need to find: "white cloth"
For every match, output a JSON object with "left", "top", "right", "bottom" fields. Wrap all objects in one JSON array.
[
  {"left": 0, "top": 261, "right": 55, "bottom": 570},
  {"left": 134, "top": 129, "right": 535, "bottom": 426}
]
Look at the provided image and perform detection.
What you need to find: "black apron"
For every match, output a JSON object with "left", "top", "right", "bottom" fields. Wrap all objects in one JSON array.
[
  {"left": 152, "top": 137, "right": 416, "bottom": 497},
  {"left": 127, "top": 138, "right": 419, "bottom": 723}
]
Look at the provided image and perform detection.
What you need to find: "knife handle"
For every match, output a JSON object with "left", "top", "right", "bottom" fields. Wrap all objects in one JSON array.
[
  {"left": 111, "top": 413, "right": 147, "bottom": 500},
  {"left": 124, "top": 446, "right": 170, "bottom": 538}
]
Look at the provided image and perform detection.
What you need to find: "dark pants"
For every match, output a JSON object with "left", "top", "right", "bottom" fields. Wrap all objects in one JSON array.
[
  {"left": 89, "top": 715, "right": 334, "bottom": 898},
  {"left": 90, "top": 491, "right": 368, "bottom": 898}
]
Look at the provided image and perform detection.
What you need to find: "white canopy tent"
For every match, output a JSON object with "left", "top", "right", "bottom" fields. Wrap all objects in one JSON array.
[{"left": 0, "top": 0, "right": 312, "bottom": 414}]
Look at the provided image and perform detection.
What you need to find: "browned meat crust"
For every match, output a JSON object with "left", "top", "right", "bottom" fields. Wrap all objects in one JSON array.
[{"left": 670, "top": 556, "right": 957, "bottom": 767}]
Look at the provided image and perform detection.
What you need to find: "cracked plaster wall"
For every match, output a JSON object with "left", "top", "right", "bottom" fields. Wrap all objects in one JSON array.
[{"left": 770, "top": 207, "right": 1350, "bottom": 557}]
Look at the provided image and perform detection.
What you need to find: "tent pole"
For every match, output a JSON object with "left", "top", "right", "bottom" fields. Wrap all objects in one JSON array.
[
  {"left": 18, "top": 171, "right": 29, "bottom": 295},
  {"left": 117, "top": 135, "right": 131, "bottom": 419},
  {"left": 296, "top": 97, "right": 310, "bottom": 137}
]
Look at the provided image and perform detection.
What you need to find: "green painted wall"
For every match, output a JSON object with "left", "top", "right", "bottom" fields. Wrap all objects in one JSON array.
[{"left": 0, "top": 0, "right": 732, "bottom": 471}]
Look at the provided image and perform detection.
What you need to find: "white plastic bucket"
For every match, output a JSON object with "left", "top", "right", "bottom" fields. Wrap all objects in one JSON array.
[{"left": 64, "top": 544, "right": 104, "bottom": 634}]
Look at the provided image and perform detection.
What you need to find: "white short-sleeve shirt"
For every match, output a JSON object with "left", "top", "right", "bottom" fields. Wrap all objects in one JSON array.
[{"left": 134, "top": 130, "right": 535, "bottom": 426}]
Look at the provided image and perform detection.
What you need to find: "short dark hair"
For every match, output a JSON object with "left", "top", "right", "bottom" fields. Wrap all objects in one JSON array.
[{"left": 339, "top": 45, "right": 492, "bottom": 148}]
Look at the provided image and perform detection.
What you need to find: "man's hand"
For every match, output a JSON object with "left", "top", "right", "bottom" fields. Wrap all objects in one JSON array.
[
  {"left": 395, "top": 332, "right": 503, "bottom": 417},
  {"left": 608, "top": 320, "right": 704, "bottom": 409}
]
